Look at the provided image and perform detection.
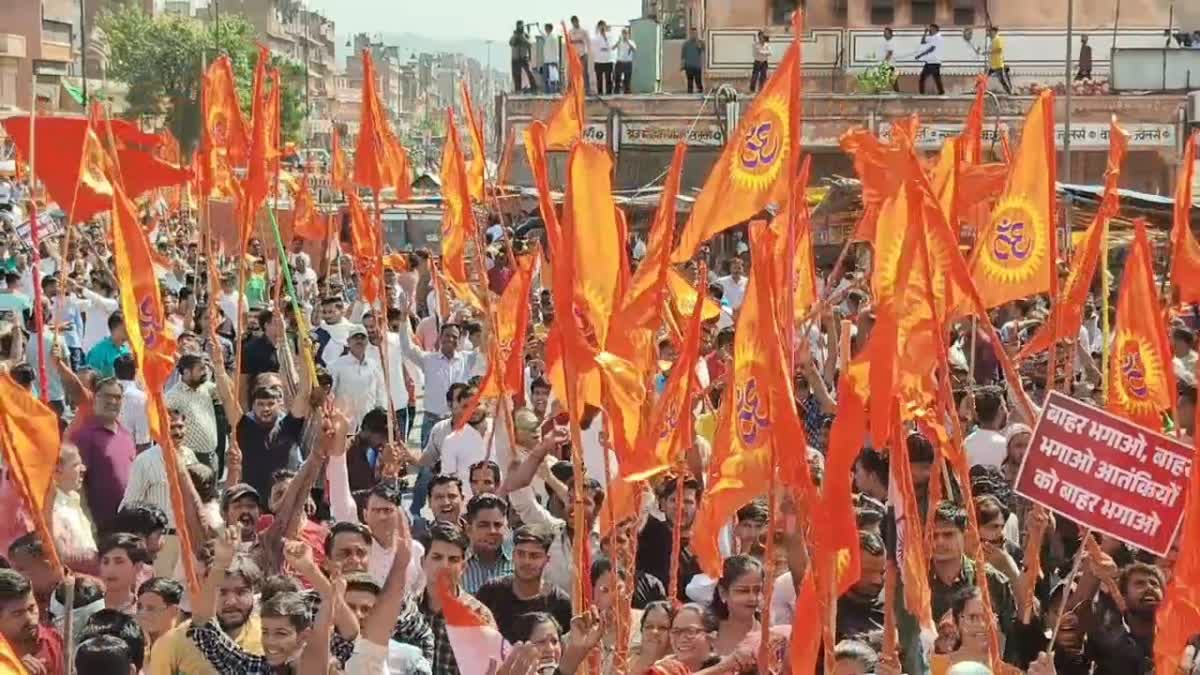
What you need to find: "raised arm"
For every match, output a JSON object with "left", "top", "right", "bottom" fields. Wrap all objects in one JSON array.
[
  {"left": 193, "top": 526, "right": 238, "bottom": 625},
  {"left": 289, "top": 347, "right": 314, "bottom": 419},
  {"left": 362, "top": 516, "right": 413, "bottom": 645},
  {"left": 324, "top": 435, "right": 360, "bottom": 525},
  {"left": 261, "top": 406, "right": 338, "bottom": 572}
]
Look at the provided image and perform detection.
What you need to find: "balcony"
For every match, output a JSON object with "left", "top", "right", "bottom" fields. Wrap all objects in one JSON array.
[{"left": 0, "top": 34, "right": 26, "bottom": 59}]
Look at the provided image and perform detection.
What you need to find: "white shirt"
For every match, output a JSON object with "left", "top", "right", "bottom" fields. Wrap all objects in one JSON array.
[
  {"left": 508, "top": 484, "right": 601, "bottom": 597},
  {"left": 118, "top": 379, "right": 151, "bottom": 446},
  {"left": 164, "top": 381, "right": 220, "bottom": 457},
  {"left": 328, "top": 352, "right": 389, "bottom": 429},
  {"left": 754, "top": 40, "right": 770, "bottom": 61},
  {"left": 882, "top": 37, "right": 896, "bottom": 62},
  {"left": 120, "top": 442, "right": 199, "bottom": 528},
  {"left": 219, "top": 290, "right": 246, "bottom": 331},
  {"left": 366, "top": 332, "right": 410, "bottom": 410},
  {"left": 591, "top": 33, "right": 613, "bottom": 64},
  {"left": 569, "top": 27, "right": 589, "bottom": 54},
  {"left": 79, "top": 288, "right": 120, "bottom": 352},
  {"left": 616, "top": 38, "right": 637, "bottom": 62},
  {"left": 542, "top": 29, "right": 559, "bottom": 63},
  {"left": 397, "top": 322, "right": 482, "bottom": 418},
  {"left": 442, "top": 422, "right": 492, "bottom": 497},
  {"left": 964, "top": 428, "right": 1008, "bottom": 468},
  {"left": 716, "top": 274, "right": 748, "bottom": 310},
  {"left": 53, "top": 488, "right": 97, "bottom": 562},
  {"left": 326, "top": 454, "right": 427, "bottom": 596},
  {"left": 318, "top": 318, "right": 359, "bottom": 366},
  {"left": 920, "top": 32, "right": 944, "bottom": 64}
]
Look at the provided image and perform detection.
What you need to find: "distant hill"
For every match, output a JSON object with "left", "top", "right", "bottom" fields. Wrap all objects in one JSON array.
[{"left": 335, "top": 32, "right": 503, "bottom": 71}]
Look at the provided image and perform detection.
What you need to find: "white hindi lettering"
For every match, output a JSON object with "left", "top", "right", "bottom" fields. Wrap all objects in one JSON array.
[
  {"left": 1152, "top": 446, "right": 1192, "bottom": 478},
  {"left": 1058, "top": 480, "right": 1103, "bottom": 513},
  {"left": 1046, "top": 404, "right": 1089, "bottom": 434},
  {"left": 1086, "top": 421, "right": 1149, "bottom": 463},
  {"left": 1033, "top": 467, "right": 1060, "bottom": 492},
  {"left": 1100, "top": 499, "right": 1163, "bottom": 537}
]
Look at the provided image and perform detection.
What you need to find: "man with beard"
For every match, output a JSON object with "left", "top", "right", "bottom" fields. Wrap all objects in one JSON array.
[
  {"left": 71, "top": 378, "right": 137, "bottom": 524},
  {"left": 224, "top": 349, "right": 312, "bottom": 498},
  {"left": 413, "top": 475, "right": 468, "bottom": 543},
  {"left": 239, "top": 309, "right": 282, "bottom": 404},
  {"left": 0, "top": 569, "right": 63, "bottom": 675},
  {"left": 189, "top": 528, "right": 354, "bottom": 673},
  {"left": 836, "top": 531, "right": 886, "bottom": 646},
  {"left": 222, "top": 484, "right": 263, "bottom": 543},
  {"left": 462, "top": 493, "right": 512, "bottom": 594},
  {"left": 146, "top": 550, "right": 265, "bottom": 675},
  {"left": 165, "top": 354, "right": 221, "bottom": 472},
  {"left": 1075, "top": 559, "right": 1163, "bottom": 675},
  {"left": 636, "top": 476, "right": 703, "bottom": 602},
  {"left": 475, "top": 525, "right": 572, "bottom": 644}
]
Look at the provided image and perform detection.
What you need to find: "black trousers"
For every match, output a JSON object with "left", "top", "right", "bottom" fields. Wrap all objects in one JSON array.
[
  {"left": 614, "top": 61, "right": 633, "bottom": 93},
  {"left": 987, "top": 67, "right": 1013, "bottom": 94},
  {"left": 919, "top": 63, "right": 944, "bottom": 95},
  {"left": 594, "top": 62, "right": 614, "bottom": 94},
  {"left": 685, "top": 67, "right": 703, "bottom": 93},
  {"left": 512, "top": 58, "right": 538, "bottom": 92},
  {"left": 749, "top": 61, "right": 768, "bottom": 91}
]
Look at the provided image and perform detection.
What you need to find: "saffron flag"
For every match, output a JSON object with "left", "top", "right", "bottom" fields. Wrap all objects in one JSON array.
[
  {"left": 769, "top": 159, "right": 818, "bottom": 322},
  {"left": 462, "top": 81, "right": 489, "bottom": 202},
  {"left": 435, "top": 571, "right": 504, "bottom": 675},
  {"left": 1171, "top": 131, "right": 1200, "bottom": 303},
  {"left": 354, "top": 49, "right": 413, "bottom": 200},
  {"left": 290, "top": 169, "right": 325, "bottom": 241},
  {"left": 1018, "top": 119, "right": 1128, "bottom": 360},
  {"left": 0, "top": 633, "right": 28, "bottom": 675},
  {"left": 693, "top": 223, "right": 810, "bottom": 577},
  {"left": 966, "top": 90, "right": 1057, "bottom": 310},
  {"left": 544, "top": 22, "right": 586, "bottom": 149},
  {"left": 1, "top": 116, "right": 112, "bottom": 224},
  {"left": 671, "top": 10, "right": 803, "bottom": 263},
  {"left": 241, "top": 47, "right": 274, "bottom": 248},
  {"left": 1108, "top": 219, "right": 1176, "bottom": 430},
  {"left": 1155, "top": 358, "right": 1200, "bottom": 675},
  {"left": 888, "top": 402, "right": 935, "bottom": 635},
  {"left": 198, "top": 54, "right": 249, "bottom": 198},
  {"left": 608, "top": 143, "right": 687, "bottom": 372},
  {"left": 0, "top": 373, "right": 62, "bottom": 559},
  {"left": 347, "top": 193, "right": 382, "bottom": 306},
  {"left": 115, "top": 148, "right": 193, "bottom": 199},
  {"left": 621, "top": 265, "right": 706, "bottom": 482},
  {"left": 440, "top": 109, "right": 484, "bottom": 311},
  {"left": 331, "top": 126, "right": 347, "bottom": 192}
]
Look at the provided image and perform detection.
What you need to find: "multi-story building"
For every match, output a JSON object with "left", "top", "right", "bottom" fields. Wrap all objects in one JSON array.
[
  {"left": 346, "top": 34, "right": 403, "bottom": 124},
  {"left": 501, "top": 0, "right": 1200, "bottom": 220},
  {"left": 0, "top": 0, "right": 79, "bottom": 113}
]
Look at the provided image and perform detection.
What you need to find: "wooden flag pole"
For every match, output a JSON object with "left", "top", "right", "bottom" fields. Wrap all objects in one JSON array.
[
  {"left": 371, "top": 189, "right": 398, "bottom": 447},
  {"left": 24, "top": 80, "right": 50, "bottom": 403}
]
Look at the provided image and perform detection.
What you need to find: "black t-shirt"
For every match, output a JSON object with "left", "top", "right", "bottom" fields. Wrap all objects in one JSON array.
[
  {"left": 636, "top": 516, "right": 701, "bottom": 602},
  {"left": 474, "top": 575, "right": 572, "bottom": 644},
  {"left": 241, "top": 336, "right": 280, "bottom": 380},
  {"left": 237, "top": 413, "right": 305, "bottom": 497}
]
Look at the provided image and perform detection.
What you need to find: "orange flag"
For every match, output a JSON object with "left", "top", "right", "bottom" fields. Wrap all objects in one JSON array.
[
  {"left": 290, "top": 169, "right": 325, "bottom": 241},
  {"left": 455, "top": 252, "right": 537, "bottom": 430},
  {"left": 198, "top": 54, "right": 249, "bottom": 199},
  {"left": 693, "top": 223, "right": 810, "bottom": 577},
  {"left": 331, "top": 126, "right": 347, "bottom": 192},
  {"left": 671, "top": 12, "right": 803, "bottom": 263},
  {"left": 440, "top": 109, "right": 484, "bottom": 311},
  {"left": 240, "top": 47, "right": 274, "bottom": 249},
  {"left": 1, "top": 116, "right": 113, "bottom": 224},
  {"left": 1018, "top": 119, "right": 1128, "bottom": 360},
  {"left": 1171, "top": 131, "right": 1200, "bottom": 303},
  {"left": 966, "top": 90, "right": 1057, "bottom": 310},
  {"left": 347, "top": 192, "right": 382, "bottom": 306},
  {"left": 354, "top": 49, "right": 413, "bottom": 199},
  {"left": 462, "top": 81, "right": 489, "bottom": 202},
  {"left": 561, "top": 141, "right": 623, "bottom": 354},
  {"left": 620, "top": 266, "right": 706, "bottom": 482},
  {"left": 889, "top": 400, "right": 935, "bottom": 635},
  {"left": 0, "top": 373, "right": 63, "bottom": 574},
  {"left": 544, "top": 22, "right": 585, "bottom": 149},
  {"left": 607, "top": 143, "right": 687, "bottom": 372},
  {"left": 115, "top": 148, "right": 193, "bottom": 198},
  {"left": 1155, "top": 357, "right": 1200, "bottom": 675},
  {"left": 769, "top": 159, "right": 817, "bottom": 322},
  {"left": 435, "top": 572, "right": 504, "bottom": 675},
  {"left": 1108, "top": 219, "right": 1176, "bottom": 429}
]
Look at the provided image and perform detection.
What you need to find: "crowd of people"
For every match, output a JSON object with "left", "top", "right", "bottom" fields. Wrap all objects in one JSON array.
[
  {"left": 0, "top": 187, "right": 1195, "bottom": 675},
  {"left": 510, "top": 17, "right": 639, "bottom": 96}
]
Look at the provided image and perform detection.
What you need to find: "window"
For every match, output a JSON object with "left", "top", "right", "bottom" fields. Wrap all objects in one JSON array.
[
  {"left": 910, "top": 0, "right": 936, "bottom": 25},
  {"left": 952, "top": 0, "right": 976, "bottom": 25},
  {"left": 870, "top": 0, "right": 895, "bottom": 25},
  {"left": 771, "top": 0, "right": 800, "bottom": 25},
  {"left": 41, "top": 19, "right": 72, "bottom": 45}
]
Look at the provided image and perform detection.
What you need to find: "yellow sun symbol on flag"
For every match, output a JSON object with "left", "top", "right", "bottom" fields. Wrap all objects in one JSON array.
[
  {"left": 728, "top": 94, "right": 789, "bottom": 192},
  {"left": 1110, "top": 331, "right": 1166, "bottom": 416},
  {"left": 979, "top": 196, "right": 1047, "bottom": 285}
]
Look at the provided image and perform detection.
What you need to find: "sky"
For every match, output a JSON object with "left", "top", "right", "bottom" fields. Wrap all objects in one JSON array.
[{"left": 304, "top": 0, "right": 643, "bottom": 43}]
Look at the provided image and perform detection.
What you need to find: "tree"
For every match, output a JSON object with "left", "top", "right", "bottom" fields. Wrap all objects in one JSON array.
[{"left": 99, "top": 6, "right": 305, "bottom": 155}]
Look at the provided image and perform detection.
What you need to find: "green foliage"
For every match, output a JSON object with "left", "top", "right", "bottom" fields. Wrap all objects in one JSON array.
[
  {"left": 98, "top": 6, "right": 305, "bottom": 155},
  {"left": 856, "top": 63, "right": 898, "bottom": 94}
]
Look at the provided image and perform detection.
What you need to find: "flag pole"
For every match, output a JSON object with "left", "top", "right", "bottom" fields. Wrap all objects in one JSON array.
[
  {"left": 25, "top": 79, "right": 49, "bottom": 403},
  {"left": 371, "top": 188, "right": 399, "bottom": 447}
]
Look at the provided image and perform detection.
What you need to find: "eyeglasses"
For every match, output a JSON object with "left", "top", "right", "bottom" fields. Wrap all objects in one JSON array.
[{"left": 670, "top": 627, "right": 708, "bottom": 639}]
